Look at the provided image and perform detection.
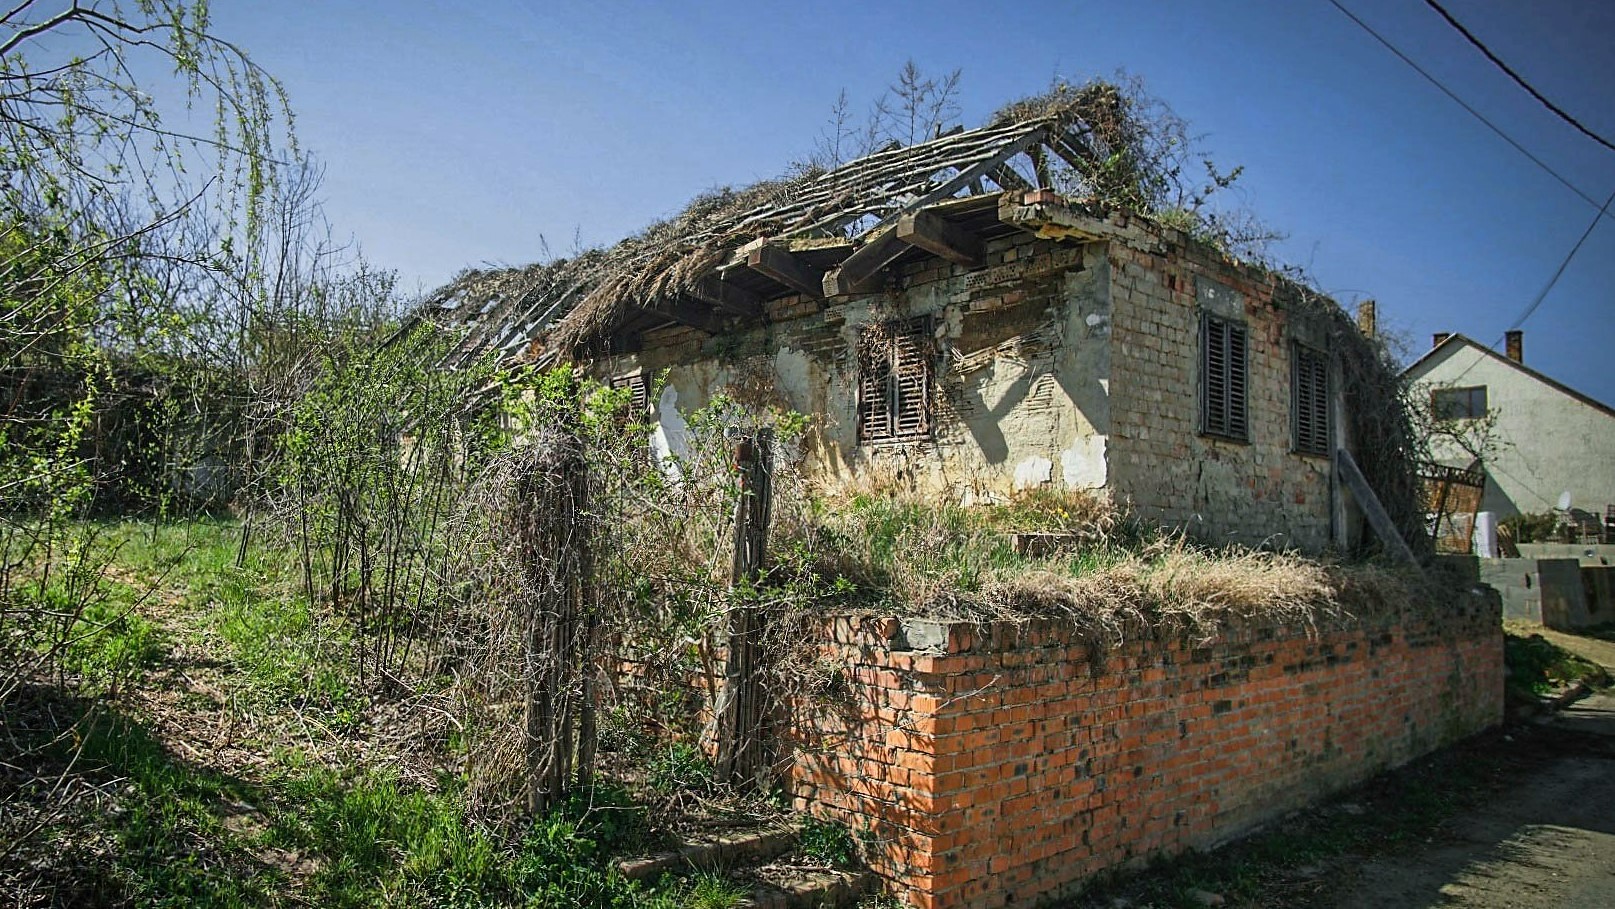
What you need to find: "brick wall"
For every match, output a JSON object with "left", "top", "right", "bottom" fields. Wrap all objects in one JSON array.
[
  {"left": 1103, "top": 227, "right": 1338, "bottom": 550},
  {"left": 783, "top": 596, "right": 1502, "bottom": 908}
]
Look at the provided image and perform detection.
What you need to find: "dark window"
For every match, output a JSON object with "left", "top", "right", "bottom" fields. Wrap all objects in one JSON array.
[
  {"left": 1292, "top": 343, "right": 1330, "bottom": 457},
  {"left": 610, "top": 372, "right": 650, "bottom": 416},
  {"left": 1431, "top": 385, "right": 1487, "bottom": 421},
  {"left": 1200, "top": 313, "right": 1249, "bottom": 442},
  {"left": 858, "top": 318, "right": 932, "bottom": 443}
]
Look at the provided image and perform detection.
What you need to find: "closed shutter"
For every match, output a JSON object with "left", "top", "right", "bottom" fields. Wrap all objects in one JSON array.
[
  {"left": 859, "top": 318, "right": 932, "bottom": 443},
  {"left": 610, "top": 373, "right": 650, "bottom": 415},
  {"left": 1292, "top": 344, "right": 1330, "bottom": 456},
  {"left": 1200, "top": 314, "right": 1249, "bottom": 442}
]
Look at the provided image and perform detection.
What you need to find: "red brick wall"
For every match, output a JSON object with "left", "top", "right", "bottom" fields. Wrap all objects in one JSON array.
[{"left": 783, "top": 597, "right": 1502, "bottom": 908}]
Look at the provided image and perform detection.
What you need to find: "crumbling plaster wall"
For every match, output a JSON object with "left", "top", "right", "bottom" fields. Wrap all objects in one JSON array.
[
  {"left": 604, "top": 233, "right": 1114, "bottom": 503},
  {"left": 1102, "top": 228, "right": 1337, "bottom": 550},
  {"left": 604, "top": 222, "right": 1343, "bottom": 551}
]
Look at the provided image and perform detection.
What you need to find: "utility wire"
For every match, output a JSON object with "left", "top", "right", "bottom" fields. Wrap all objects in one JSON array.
[
  {"left": 1437, "top": 182, "right": 1614, "bottom": 388},
  {"left": 1323, "top": 0, "right": 1602, "bottom": 211},
  {"left": 1507, "top": 184, "right": 1615, "bottom": 332},
  {"left": 1423, "top": 0, "right": 1615, "bottom": 156}
]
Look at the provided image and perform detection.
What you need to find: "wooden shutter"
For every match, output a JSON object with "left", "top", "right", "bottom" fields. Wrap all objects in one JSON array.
[
  {"left": 891, "top": 328, "right": 932, "bottom": 438},
  {"left": 610, "top": 373, "right": 650, "bottom": 415},
  {"left": 858, "top": 318, "right": 932, "bottom": 443},
  {"left": 858, "top": 350, "right": 893, "bottom": 441},
  {"left": 1201, "top": 314, "right": 1249, "bottom": 442},
  {"left": 1292, "top": 344, "right": 1329, "bottom": 456}
]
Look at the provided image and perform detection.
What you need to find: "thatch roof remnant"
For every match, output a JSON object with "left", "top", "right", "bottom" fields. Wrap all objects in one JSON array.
[{"left": 417, "top": 82, "right": 1154, "bottom": 368}]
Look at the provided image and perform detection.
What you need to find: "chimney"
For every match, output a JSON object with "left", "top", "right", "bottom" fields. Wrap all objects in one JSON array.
[
  {"left": 1505, "top": 330, "right": 1523, "bottom": 363},
  {"left": 1433, "top": 332, "right": 1452, "bottom": 348},
  {"left": 1356, "top": 299, "right": 1377, "bottom": 338}
]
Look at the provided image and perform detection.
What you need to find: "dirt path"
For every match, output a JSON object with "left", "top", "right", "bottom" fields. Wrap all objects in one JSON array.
[{"left": 1335, "top": 667, "right": 1615, "bottom": 907}]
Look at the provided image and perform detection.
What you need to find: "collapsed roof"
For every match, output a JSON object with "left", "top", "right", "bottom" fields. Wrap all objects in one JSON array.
[{"left": 417, "top": 84, "right": 1151, "bottom": 369}]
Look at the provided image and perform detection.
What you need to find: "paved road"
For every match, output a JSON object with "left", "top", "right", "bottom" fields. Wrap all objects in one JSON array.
[{"left": 1336, "top": 686, "right": 1615, "bottom": 908}]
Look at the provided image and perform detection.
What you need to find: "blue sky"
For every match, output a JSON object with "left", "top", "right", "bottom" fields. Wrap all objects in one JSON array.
[{"left": 213, "top": 0, "right": 1615, "bottom": 403}]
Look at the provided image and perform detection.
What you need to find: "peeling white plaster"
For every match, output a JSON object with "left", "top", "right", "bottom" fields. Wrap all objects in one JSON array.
[
  {"left": 773, "top": 346, "right": 811, "bottom": 400},
  {"left": 1014, "top": 456, "right": 1054, "bottom": 491},
  {"left": 1084, "top": 312, "right": 1110, "bottom": 338},
  {"left": 1061, "top": 436, "right": 1107, "bottom": 489},
  {"left": 650, "top": 384, "right": 692, "bottom": 481}
]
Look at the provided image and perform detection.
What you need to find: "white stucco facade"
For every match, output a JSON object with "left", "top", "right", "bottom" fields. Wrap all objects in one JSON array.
[{"left": 1406, "top": 335, "right": 1615, "bottom": 519}]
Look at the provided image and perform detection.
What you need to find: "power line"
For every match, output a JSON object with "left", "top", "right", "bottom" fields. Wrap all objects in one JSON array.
[
  {"left": 1323, "top": 0, "right": 1603, "bottom": 211},
  {"left": 1508, "top": 184, "right": 1615, "bottom": 332},
  {"left": 1438, "top": 183, "right": 1613, "bottom": 388},
  {"left": 1423, "top": 0, "right": 1615, "bottom": 156}
]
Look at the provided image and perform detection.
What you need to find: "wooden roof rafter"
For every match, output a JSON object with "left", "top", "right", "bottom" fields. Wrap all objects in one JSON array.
[{"left": 420, "top": 111, "right": 1119, "bottom": 365}]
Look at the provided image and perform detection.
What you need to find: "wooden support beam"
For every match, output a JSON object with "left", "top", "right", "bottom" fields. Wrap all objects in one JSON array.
[
  {"left": 1335, "top": 447, "right": 1421, "bottom": 567},
  {"left": 896, "top": 209, "right": 985, "bottom": 268},
  {"left": 648, "top": 299, "right": 731, "bottom": 336},
  {"left": 688, "top": 275, "right": 763, "bottom": 320},
  {"left": 822, "top": 229, "right": 907, "bottom": 297},
  {"left": 744, "top": 241, "right": 824, "bottom": 299},
  {"left": 1045, "top": 126, "right": 1098, "bottom": 174},
  {"left": 1030, "top": 144, "right": 1052, "bottom": 190},
  {"left": 988, "top": 164, "right": 1033, "bottom": 191}
]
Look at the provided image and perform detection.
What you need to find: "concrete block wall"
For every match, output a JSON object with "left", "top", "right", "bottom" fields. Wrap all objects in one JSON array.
[
  {"left": 1103, "top": 229, "right": 1336, "bottom": 550},
  {"left": 1480, "top": 556, "right": 1611, "bottom": 628},
  {"left": 783, "top": 600, "right": 1502, "bottom": 908}
]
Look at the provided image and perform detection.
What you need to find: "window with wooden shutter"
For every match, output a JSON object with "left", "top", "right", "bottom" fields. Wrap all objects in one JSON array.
[
  {"left": 1199, "top": 313, "right": 1249, "bottom": 442},
  {"left": 858, "top": 318, "right": 932, "bottom": 443},
  {"left": 1292, "top": 343, "right": 1330, "bottom": 457},
  {"left": 610, "top": 372, "right": 651, "bottom": 417}
]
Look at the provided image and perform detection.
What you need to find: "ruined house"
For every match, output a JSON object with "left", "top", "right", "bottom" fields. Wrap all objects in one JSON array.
[{"left": 422, "top": 94, "right": 1384, "bottom": 552}]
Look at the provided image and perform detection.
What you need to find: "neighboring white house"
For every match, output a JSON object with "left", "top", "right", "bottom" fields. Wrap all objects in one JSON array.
[{"left": 1404, "top": 331, "right": 1615, "bottom": 523}]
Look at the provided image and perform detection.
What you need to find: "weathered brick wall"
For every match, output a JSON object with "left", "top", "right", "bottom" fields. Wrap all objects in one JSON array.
[
  {"left": 783, "top": 597, "right": 1502, "bottom": 908},
  {"left": 1103, "top": 225, "right": 1338, "bottom": 549}
]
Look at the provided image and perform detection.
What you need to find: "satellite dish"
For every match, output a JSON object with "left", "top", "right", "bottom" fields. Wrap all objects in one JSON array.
[{"left": 1557, "top": 492, "right": 1573, "bottom": 511}]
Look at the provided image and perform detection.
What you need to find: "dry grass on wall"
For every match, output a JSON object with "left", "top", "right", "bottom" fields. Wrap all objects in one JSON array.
[{"left": 780, "top": 485, "right": 1438, "bottom": 656}]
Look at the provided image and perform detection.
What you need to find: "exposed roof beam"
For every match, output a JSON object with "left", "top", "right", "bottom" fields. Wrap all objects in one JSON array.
[
  {"left": 688, "top": 275, "right": 763, "bottom": 320},
  {"left": 988, "top": 164, "right": 1033, "bottom": 192},
  {"left": 896, "top": 209, "right": 985, "bottom": 268},
  {"left": 1030, "top": 144, "right": 1052, "bottom": 189},
  {"left": 1044, "top": 125, "right": 1098, "bottom": 175},
  {"left": 743, "top": 240, "right": 824, "bottom": 299},
  {"left": 824, "top": 128, "right": 1050, "bottom": 297},
  {"left": 822, "top": 229, "right": 906, "bottom": 297},
  {"left": 642, "top": 299, "right": 731, "bottom": 335}
]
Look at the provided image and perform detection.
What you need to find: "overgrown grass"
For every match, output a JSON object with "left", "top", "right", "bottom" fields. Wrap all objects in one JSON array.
[{"left": 4, "top": 517, "right": 705, "bottom": 909}]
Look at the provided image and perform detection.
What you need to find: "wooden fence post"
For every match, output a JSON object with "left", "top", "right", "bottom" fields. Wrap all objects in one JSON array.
[
  {"left": 716, "top": 429, "right": 774, "bottom": 788},
  {"left": 517, "top": 425, "right": 597, "bottom": 816}
]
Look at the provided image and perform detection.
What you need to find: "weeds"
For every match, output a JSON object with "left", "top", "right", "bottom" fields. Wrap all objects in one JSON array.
[
  {"left": 1504, "top": 629, "right": 1611, "bottom": 699},
  {"left": 798, "top": 817, "right": 858, "bottom": 869},
  {"left": 681, "top": 871, "right": 748, "bottom": 909}
]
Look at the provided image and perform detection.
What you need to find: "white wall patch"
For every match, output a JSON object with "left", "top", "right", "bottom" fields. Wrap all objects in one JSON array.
[
  {"left": 1061, "top": 435, "right": 1107, "bottom": 489},
  {"left": 650, "top": 384, "right": 692, "bottom": 481},
  {"left": 1014, "top": 456, "right": 1054, "bottom": 490}
]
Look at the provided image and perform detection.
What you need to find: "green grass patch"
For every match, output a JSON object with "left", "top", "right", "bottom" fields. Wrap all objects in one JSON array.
[
  {"left": 23, "top": 705, "right": 285, "bottom": 908},
  {"left": 62, "top": 598, "right": 162, "bottom": 691},
  {"left": 267, "top": 769, "right": 676, "bottom": 908},
  {"left": 798, "top": 816, "right": 858, "bottom": 869},
  {"left": 1504, "top": 631, "right": 1611, "bottom": 699}
]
